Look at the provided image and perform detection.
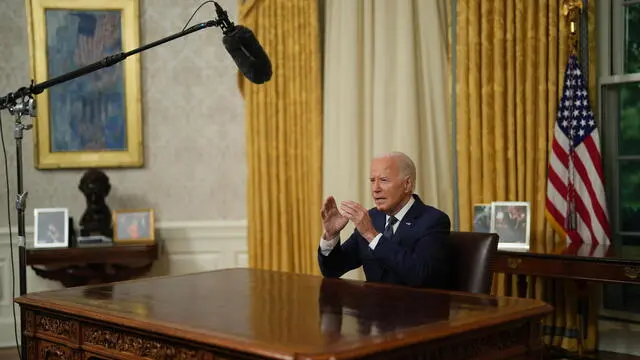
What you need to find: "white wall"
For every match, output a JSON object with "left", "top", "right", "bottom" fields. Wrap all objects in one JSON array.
[{"left": 0, "top": 221, "right": 248, "bottom": 347}]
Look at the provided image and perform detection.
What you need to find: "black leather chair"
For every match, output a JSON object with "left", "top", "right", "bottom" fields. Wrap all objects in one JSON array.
[{"left": 448, "top": 231, "right": 499, "bottom": 294}]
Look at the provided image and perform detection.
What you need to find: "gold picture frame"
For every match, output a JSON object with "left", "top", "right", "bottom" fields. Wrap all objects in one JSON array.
[
  {"left": 112, "top": 208, "right": 155, "bottom": 245},
  {"left": 25, "top": 0, "right": 143, "bottom": 169}
]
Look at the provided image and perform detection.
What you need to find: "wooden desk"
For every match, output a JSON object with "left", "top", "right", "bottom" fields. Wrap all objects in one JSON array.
[
  {"left": 15, "top": 268, "right": 552, "bottom": 360},
  {"left": 495, "top": 243, "right": 640, "bottom": 297}
]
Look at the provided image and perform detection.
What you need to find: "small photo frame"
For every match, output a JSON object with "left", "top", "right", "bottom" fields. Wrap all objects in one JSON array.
[
  {"left": 473, "top": 204, "right": 492, "bottom": 233},
  {"left": 34, "top": 208, "right": 69, "bottom": 248},
  {"left": 113, "top": 209, "right": 155, "bottom": 245},
  {"left": 490, "top": 201, "right": 531, "bottom": 250}
]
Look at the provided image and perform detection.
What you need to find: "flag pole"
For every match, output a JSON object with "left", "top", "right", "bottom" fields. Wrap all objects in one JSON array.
[
  {"left": 563, "top": 0, "right": 582, "bottom": 56},
  {"left": 562, "top": 4, "right": 588, "bottom": 358},
  {"left": 563, "top": 0, "right": 583, "bottom": 233}
]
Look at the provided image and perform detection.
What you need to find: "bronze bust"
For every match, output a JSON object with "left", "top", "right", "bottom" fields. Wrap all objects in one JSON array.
[{"left": 78, "top": 169, "right": 113, "bottom": 238}]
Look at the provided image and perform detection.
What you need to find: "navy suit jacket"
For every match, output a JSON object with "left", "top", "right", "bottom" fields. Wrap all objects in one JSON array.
[{"left": 317, "top": 194, "right": 452, "bottom": 289}]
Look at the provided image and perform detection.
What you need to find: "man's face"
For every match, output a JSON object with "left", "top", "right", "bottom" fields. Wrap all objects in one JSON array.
[{"left": 369, "top": 157, "right": 412, "bottom": 215}]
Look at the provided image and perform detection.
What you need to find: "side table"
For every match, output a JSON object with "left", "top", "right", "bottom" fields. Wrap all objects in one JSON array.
[{"left": 26, "top": 244, "right": 159, "bottom": 287}]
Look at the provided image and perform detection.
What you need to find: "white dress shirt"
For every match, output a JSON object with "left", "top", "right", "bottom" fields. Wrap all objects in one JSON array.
[{"left": 319, "top": 196, "right": 415, "bottom": 256}]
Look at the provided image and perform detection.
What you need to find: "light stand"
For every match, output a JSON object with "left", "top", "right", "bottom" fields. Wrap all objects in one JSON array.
[
  {"left": 0, "top": 15, "right": 230, "bottom": 360},
  {"left": 4, "top": 96, "right": 34, "bottom": 360}
]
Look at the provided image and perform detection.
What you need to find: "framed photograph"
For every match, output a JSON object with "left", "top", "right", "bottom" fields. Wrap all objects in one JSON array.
[
  {"left": 473, "top": 204, "right": 492, "bottom": 233},
  {"left": 113, "top": 209, "right": 155, "bottom": 244},
  {"left": 25, "top": 0, "right": 143, "bottom": 169},
  {"left": 34, "top": 208, "right": 69, "bottom": 248},
  {"left": 490, "top": 201, "right": 531, "bottom": 250}
]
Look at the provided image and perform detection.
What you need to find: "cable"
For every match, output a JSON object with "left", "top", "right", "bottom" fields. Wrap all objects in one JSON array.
[
  {"left": 181, "top": 1, "right": 217, "bottom": 31},
  {"left": 0, "top": 112, "right": 21, "bottom": 359}
]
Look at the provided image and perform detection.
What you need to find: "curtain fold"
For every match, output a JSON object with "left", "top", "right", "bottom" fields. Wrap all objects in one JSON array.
[
  {"left": 239, "top": 0, "right": 323, "bottom": 275},
  {"left": 455, "top": 0, "right": 599, "bottom": 353},
  {"left": 323, "top": 0, "right": 453, "bottom": 282}
]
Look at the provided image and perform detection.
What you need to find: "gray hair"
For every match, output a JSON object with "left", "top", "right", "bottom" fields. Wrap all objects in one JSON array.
[{"left": 374, "top": 151, "right": 416, "bottom": 191}]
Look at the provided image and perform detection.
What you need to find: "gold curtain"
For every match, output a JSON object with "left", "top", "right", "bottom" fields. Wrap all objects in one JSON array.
[
  {"left": 239, "top": 0, "right": 323, "bottom": 275},
  {"left": 455, "top": 0, "right": 598, "bottom": 353}
]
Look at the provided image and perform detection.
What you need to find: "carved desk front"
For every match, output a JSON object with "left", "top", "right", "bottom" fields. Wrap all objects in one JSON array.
[{"left": 16, "top": 268, "right": 552, "bottom": 360}]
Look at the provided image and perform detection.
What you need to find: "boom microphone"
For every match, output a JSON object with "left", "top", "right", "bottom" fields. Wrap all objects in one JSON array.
[{"left": 214, "top": 2, "right": 272, "bottom": 84}]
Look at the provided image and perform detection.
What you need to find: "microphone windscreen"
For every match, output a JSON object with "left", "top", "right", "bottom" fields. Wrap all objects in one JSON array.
[{"left": 222, "top": 25, "right": 272, "bottom": 84}]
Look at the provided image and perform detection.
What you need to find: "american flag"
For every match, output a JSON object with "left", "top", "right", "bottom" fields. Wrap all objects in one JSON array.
[{"left": 545, "top": 54, "right": 612, "bottom": 245}]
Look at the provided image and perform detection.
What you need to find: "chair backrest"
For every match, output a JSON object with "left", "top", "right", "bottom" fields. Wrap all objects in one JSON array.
[{"left": 448, "top": 231, "right": 499, "bottom": 294}]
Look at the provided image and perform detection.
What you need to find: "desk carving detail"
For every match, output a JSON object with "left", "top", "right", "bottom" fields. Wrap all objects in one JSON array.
[
  {"left": 363, "top": 322, "right": 535, "bottom": 359},
  {"left": 37, "top": 314, "right": 79, "bottom": 342},
  {"left": 25, "top": 311, "right": 35, "bottom": 334},
  {"left": 82, "top": 325, "right": 216, "bottom": 360},
  {"left": 26, "top": 339, "right": 36, "bottom": 360},
  {"left": 40, "top": 341, "right": 73, "bottom": 360},
  {"left": 507, "top": 258, "right": 522, "bottom": 269},
  {"left": 624, "top": 266, "right": 640, "bottom": 279}
]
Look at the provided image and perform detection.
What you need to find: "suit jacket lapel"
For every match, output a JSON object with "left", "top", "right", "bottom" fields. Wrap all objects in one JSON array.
[{"left": 393, "top": 197, "right": 424, "bottom": 243}]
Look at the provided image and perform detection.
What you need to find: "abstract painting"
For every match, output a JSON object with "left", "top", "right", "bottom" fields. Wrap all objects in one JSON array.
[
  {"left": 26, "top": 0, "right": 142, "bottom": 169},
  {"left": 46, "top": 10, "right": 126, "bottom": 152}
]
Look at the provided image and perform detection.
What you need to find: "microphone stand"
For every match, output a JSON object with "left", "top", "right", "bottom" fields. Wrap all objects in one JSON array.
[{"left": 0, "top": 17, "right": 226, "bottom": 360}]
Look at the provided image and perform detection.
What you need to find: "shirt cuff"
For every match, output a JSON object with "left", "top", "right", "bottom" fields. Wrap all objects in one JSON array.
[
  {"left": 368, "top": 233, "right": 383, "bottom": 250},
  {"left": 320, "top": 235, "right": 340, "bottom": 256}
]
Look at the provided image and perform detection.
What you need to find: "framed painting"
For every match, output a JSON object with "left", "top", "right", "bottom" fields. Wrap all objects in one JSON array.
[
  {"left": 113, "top": 208, "right": 155, "bottom": 245},
  {"left": 25, "top": 0, "right": 143, "bottom": 169}
]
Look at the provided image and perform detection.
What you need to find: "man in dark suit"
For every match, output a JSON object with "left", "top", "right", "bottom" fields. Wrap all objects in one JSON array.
[{"left": 317, "top": 152, "right": 452, "bottom": 289}]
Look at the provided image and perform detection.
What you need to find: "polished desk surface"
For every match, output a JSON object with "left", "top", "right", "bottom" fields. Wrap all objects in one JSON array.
[{"left": 16, "top": 268, "right": 552, "bottom": 359}]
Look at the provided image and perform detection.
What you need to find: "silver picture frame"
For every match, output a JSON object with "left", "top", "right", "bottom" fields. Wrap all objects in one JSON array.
[
  {"left": 489, "top": 201, "right": 531, "bottom": 250},
  {"left": 473, "top": 203, "right": 492, "bottom": 233},
  {"left": 33, "top": 208, "right": 69, "bottom": 249}
]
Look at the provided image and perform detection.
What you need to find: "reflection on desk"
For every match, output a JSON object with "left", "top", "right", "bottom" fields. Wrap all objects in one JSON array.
[
  {"left": 317, "top": 277, "right": 502, "bottom": 339},
  {"left": 16, "top": 268, "right": 552, "bottom": 360}
]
